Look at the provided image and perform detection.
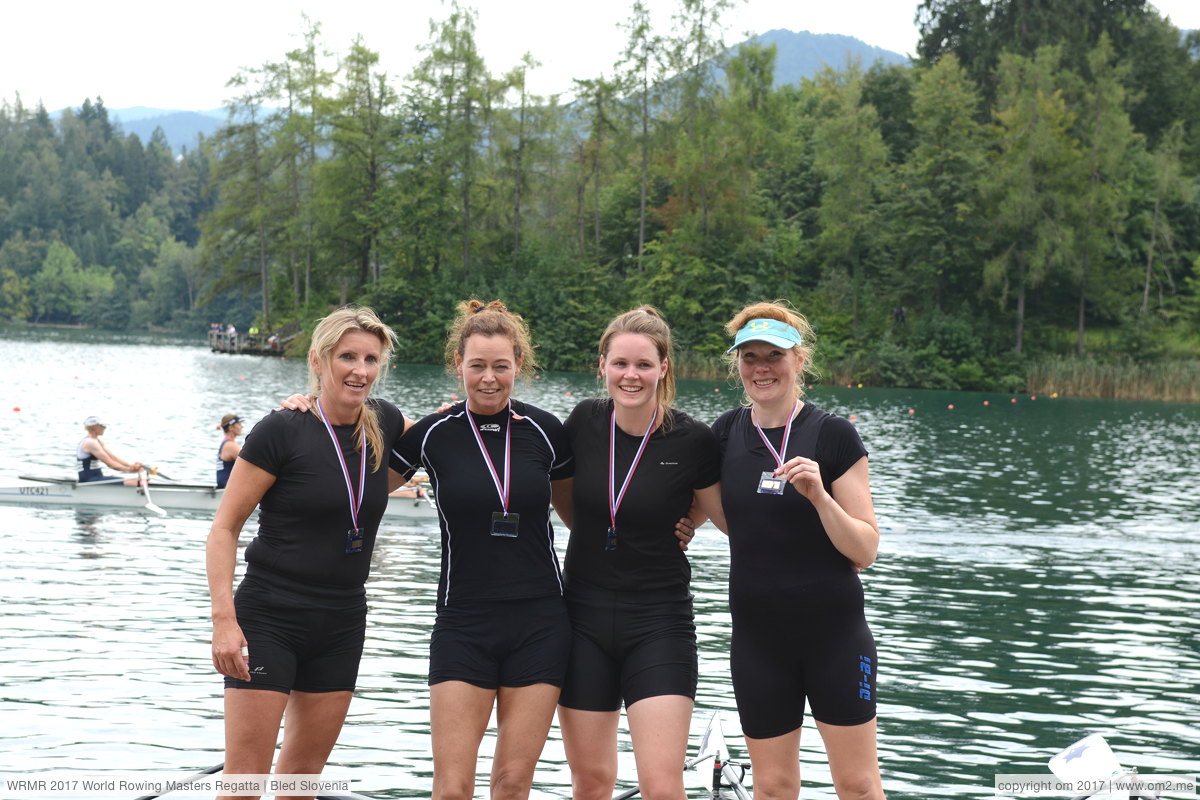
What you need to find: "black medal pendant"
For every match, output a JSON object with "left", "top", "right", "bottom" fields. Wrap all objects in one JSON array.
[
  {"left": 605, "top": 526, "right": 618, "bottom": 551},
  {"left": 757, "top": 471, "right": 785, "bottom": 495},
  {"left": 345, "top": 527, "right": 364, "bottom": 553},
  {"left": 490, "top": 511, "right": 519, "bottom": 538}
]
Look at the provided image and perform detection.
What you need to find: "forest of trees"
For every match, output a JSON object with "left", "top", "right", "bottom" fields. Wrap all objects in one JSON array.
[{"left": 2, "top": 0, "right": 1198, "bottom": 395}]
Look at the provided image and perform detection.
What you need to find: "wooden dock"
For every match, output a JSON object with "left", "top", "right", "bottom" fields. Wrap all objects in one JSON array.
[{"left": 208, "top": 321, "right": 301, "bottom": 355}]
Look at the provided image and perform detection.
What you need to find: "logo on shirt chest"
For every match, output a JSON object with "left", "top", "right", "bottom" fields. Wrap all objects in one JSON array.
[{"left": 478, "top": 423, "right": 501, "bottom": 433}]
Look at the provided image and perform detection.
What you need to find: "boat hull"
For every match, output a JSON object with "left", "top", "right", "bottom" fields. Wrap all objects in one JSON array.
[{"left": 0, "top": 477, "right": 441, "bottom": 521}]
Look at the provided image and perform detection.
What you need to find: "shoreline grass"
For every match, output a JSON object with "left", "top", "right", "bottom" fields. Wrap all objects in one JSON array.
[
  {"left": 671, "top": 349, "right": 1200, "bottom": 403},
  {"left": 1026, "top": 356, "right": 1200, "bottom": 403}
]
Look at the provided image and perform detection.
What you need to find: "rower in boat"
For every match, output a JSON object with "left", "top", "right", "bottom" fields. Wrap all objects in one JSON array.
[
  {"left": 215, "top": 414, "right": 245, "bottom": 489},
  {"left": 77, "top": 415, "right": 145, "bottom": 486}
]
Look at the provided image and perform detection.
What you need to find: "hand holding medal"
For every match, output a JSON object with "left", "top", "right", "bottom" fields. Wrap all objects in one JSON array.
[
  {"left": 754, "top": 398, "right": 799, "bottom": 496},
  {"left": 777, "top": 455, "right": 827, "bottom": 504}
]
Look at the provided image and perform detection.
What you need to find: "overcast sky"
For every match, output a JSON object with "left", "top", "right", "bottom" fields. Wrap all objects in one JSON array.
[{"left": 2, "top": 0, "right": 1197, "bottom": 113}]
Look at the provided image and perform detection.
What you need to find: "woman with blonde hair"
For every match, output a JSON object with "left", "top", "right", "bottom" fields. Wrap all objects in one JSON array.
[
  {"left": 557, "top": 306, "right": 724, "bottom": 800},
  {"left": 206, "top": 306, "right": 414, "bottom": 798},
  {"left": 391, "top": 299, "right": 574, "bottom": 800},
  {"left": 713, "top": 300, "right": 884, "bottom": 800}
]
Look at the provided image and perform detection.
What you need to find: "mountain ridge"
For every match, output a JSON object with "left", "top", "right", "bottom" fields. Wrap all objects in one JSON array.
[{"left": 50, "top": 28, "right": 908, "bottom": 152}]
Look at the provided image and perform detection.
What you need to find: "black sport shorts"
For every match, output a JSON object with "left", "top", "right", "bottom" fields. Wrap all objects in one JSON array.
[
  {"left": 224, "top": 574, "right": 367, "bottom": 694},
  {"left": 428, "top": 595, "right": 571, "bottom": 689},
  {"left": 730, "top": 585, "right": 877, "bottom": 738},
  {"left": 559, "top": 581, "right": 697, "bottom": 712}
]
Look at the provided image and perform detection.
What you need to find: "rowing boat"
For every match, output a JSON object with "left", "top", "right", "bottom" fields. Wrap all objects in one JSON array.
[{"left": 0, "top": 475, "right": 440, "bottom": 521}]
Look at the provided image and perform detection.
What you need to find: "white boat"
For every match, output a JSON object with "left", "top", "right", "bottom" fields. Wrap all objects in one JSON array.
[{"left": 0, "top": 475, "right": 440, "bottom": 521}]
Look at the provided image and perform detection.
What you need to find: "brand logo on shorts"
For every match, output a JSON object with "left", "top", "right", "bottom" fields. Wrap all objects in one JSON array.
[
  {"left": 251, "top": 666, "right": 268, "bottom": 676},
  {"left": 479, "top": 423, "right": 501, "bottom": 433},
  {"left": 857, "top": 655, "right": 873, "bottom": 701}
]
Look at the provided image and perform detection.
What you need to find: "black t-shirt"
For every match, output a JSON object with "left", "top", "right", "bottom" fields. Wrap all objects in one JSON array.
[
  {"left": 239, "top": 399, "right": 405, "bottom": 593},
  {"left": 712, "top": 403, "right": 868, "bottom": 599},
  {"left": 563, "top": 398, "right": 721, "bottom": 593},
  {"left": 390, "top": 399, "right": 573, "bottom": 607}
]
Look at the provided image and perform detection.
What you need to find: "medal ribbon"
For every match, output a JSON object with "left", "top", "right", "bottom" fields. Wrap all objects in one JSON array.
[
  {"left": 315, "top": 398, "right": 368, "bottom": 531},
  {"left": 608, "top": 406, "right": 658, "bottom": 529},
  {"left": 465, "top": 400, "right": 513, "bottom": 516},
  {"left": 753, "top": 399, "right": 800, "bottom": 470}
]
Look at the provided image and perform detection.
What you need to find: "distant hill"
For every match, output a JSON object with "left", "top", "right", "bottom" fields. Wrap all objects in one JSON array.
[
  {"left": 56, "top": 29, "right": 909, "bottom": 152},
  {"left": 734, "top": 29, "right": 910, "bottom": 86},
  {"left": 48, "top": 106, "right": 225, "bottom": 153},
  {"left": 116, "top": 109, "right": 225, "bottom": 153}
]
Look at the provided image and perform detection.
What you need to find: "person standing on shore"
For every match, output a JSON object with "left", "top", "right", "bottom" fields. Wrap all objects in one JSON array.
[
  {"left": 714, "top": 301, "right": 885, "bottom": 800},
  {"left": 206, "top": 306, "right": 414, "bottom": 799},
  {"left": 557, "top": 307, "right": 724, "bottom": 800},
  {"left": 390, "top": 299, "right": 574, "bottom": 800}
]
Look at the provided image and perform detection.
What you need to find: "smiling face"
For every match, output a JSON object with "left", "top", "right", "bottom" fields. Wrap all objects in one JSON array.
[
  {"left": 601, "top": 333, "right": 667, "bottom": 418},
  {"left": 457, "top": 334, "right": 521, "bottom": 415},
  {"left": 312, "top": 329, "right": 383, "bottom": 419},
  {"left": 737, "top": 340, "right": 802, "bottom": 410}
]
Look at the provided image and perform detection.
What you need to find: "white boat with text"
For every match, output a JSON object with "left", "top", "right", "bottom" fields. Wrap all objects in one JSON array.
[{"left": 0, "top": 474, "right": 440, "bottom": 520}]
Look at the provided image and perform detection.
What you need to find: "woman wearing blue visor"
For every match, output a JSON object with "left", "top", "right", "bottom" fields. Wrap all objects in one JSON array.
[{"left": 711, "top": 301, "right": 885, "bottom": 800}]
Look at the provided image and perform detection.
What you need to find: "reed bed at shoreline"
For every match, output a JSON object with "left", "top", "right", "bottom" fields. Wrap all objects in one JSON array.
[
  {"left": 671, "top": 349, "right": 1200, "bottom": 403},
  {"left": 1026, "top": 356, "right": 1200, "bottom": 402}
]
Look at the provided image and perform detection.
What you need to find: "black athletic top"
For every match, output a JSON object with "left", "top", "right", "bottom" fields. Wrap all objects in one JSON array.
[
  {"left": 391, "top": 399, "right": 573, "bottom": 608},
  {"left": 563, "top": 398, "right": 721, "bottom": 594},
  {"left": 239, "top": 399, "right": 405, "bottom": 593},
  {"left": 712, "top": 403, "right": 867, "bottom": 600}
]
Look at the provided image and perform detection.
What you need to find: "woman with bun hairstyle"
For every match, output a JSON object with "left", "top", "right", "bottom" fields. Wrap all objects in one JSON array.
[
  {"left": 713, "top": 300, "right": 884, "bottom": 800},
  {"left": 557, "top": 306, "right": 724, "bottom": 800},
  {"left": 391, "top": 299, "right": 574, "bottom": 800},
  {"left": 215, "top": 414, "right": 244, "bottom": 489},
  {"left": 206, "top": 306, "right": 415, "bottom": 798}
]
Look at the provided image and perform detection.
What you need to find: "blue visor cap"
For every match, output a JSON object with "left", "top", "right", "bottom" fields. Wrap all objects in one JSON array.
[{"left": 727, "top": 318, "right": 803, "bottom": 353}]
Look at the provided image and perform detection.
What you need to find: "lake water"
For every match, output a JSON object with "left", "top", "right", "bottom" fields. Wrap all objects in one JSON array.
[{"left": 1, "top": 328, "right": 1198, "bottom": 799}]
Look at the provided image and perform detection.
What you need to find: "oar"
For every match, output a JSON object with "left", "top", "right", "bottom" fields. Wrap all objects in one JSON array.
[
  {"left": 145, "top": 465, "right": 178, "bottom": 482},
  {"left": 138, "top": 469, "right": 167, "bottom": 516},
  {"left": 133, "top": 762, "right": 223, "bottom": 800}
]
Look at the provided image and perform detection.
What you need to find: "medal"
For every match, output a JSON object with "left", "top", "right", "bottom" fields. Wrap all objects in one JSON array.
[
  {"left": 491, "top": 511, "right": 520, "bottom": 538},
  {"left": 465, "top": 401, "right": 518, "bottom": 538},
  {"left": 757, "top": 472, "right": 785, "bottom": 495},
  {"left": 607, "top": 405, "right": 657, "bottom": 551},
  {"left": 315, "top": 399, "right": 368, "bottom": 554},
  {"left": 754, "top": 399, "right": 799, "bottom": 495}
]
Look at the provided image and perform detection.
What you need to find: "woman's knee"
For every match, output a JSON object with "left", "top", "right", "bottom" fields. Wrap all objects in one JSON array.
[
  {"left": 753, "top": 775, "right": 801, "bottom": 800},
  {"left": 432, "top": 774, "right": 475, "bottom": 800},
  {"left": 635, "top": 771, "right": 686, "bottom": 800},
  {"left": 831, "top": 771, "right": 884, "bottom": 800},
  {"left": 490, "top": 762, "right": 537, "bottom": 800},
  {"left": 569, "top": 762, "right": 617, "bottom": 800}
]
